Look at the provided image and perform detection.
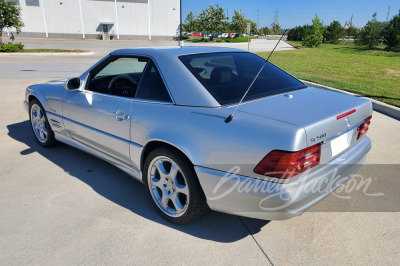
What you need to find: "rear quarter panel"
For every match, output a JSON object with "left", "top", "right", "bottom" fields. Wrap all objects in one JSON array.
[{"left": 130, "top": 101, "right": 308, "bottom": 179}]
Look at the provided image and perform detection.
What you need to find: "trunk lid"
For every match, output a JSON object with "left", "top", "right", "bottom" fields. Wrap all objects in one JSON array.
[{"left": 234, "top": 87, "right": 372, "bottom": 147}]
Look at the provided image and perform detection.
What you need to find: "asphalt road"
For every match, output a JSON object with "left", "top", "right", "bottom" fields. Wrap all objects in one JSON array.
[{"left": 0, "top": 51, "right": 399, "bottom": 265}]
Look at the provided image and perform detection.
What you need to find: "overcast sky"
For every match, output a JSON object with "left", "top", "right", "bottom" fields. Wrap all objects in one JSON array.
[{"left": 182, "top": 0, "right": 400, "bottom": 28}]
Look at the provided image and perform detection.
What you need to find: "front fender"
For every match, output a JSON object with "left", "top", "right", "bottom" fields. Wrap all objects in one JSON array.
[{"left": 25, "top": 80, "right": 68, "bottom": 133}]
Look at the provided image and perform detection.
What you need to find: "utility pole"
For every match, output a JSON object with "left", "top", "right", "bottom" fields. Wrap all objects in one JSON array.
[
  {"left": 347, "top": 14, "right": 353, "bottom": 41},
  {"left": 274, "top": 9, "right": 279, "bottom": 25},
  {"left": 386, "top": 6, "right": 391, "bottom": 22}
]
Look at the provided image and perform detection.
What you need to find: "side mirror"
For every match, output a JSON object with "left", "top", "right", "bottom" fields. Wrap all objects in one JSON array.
[{"left": 65, "top": 77, "right": 81, "bottom": 90}]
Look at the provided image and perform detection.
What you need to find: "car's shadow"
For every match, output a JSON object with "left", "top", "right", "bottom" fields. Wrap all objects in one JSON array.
[{"left": 7, "top": 120, "right": 270, "bottom": 243}]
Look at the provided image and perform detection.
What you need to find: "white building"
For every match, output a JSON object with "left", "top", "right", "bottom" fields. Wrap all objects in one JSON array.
[{"left": 4, "top": 0, "right": 180, "bottom": 40}]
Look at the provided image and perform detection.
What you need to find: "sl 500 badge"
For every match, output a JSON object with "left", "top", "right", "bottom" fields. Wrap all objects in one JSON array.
[{"left": 310, "top": 133, "right": 326, "bottom": 143}]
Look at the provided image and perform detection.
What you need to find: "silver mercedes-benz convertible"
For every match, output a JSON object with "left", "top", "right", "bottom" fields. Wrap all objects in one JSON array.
[{"left": 24, "top": 47, "right": 372, "bottom": 224}]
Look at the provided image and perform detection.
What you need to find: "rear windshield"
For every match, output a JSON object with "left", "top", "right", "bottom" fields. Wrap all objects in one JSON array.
[{"left": 179, "top": 52, "right": 307, "bottom": 105}]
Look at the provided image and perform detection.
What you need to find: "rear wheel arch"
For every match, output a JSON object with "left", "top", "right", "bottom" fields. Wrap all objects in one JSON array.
[{"left": 140, "top": 141, "right": 195, "bottom": 181}]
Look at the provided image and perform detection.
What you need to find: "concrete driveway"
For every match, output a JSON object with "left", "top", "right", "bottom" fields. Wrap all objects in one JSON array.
[
  {"left": 0, "top": 53, "right": 399, "bottom": 265},
  {"left": 12, "top": 37, "right": 294, "bottom": 55}
]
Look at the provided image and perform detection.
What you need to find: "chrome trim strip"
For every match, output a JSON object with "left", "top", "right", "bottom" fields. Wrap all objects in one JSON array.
[
  {"left": 324, "top": 120, "right": 364, "bottom": 143},
  {"left": 129, "top": 141, "right": 143, "bottom": 148},
  {"left": 80, "top": 90, "right": 135, "bottom": 101},
  {"left": 47, "top": 111, "right": 63, "bottom": 119},
  {"left": 133, "top": 98, "right": 174, "bottom": 105}
]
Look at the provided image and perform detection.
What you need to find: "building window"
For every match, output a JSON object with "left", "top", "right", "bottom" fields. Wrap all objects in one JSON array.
[
  {"left": 6, "top": 0, "right": 20, "bottom": 5},
  {"left": 26, "top": 0, "right": 39, "bottom": 6}
]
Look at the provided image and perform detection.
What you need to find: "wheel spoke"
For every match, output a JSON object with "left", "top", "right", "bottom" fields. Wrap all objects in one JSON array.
[
  {"left": 171, "top": 193, "right": 184, "bottom": 212},
  {"left": 160, "top": 192, "right": 170, "bottom": 208},
  {"left": 39, "top": 129, "right": 45, "bottom": 140},
  {"left": 169, "top": 164, "right": 179, "bottom": 179},
  {"left": 156, "top": 161, "right": 168, "bottom": 182},
  {"left": 152, "top": 180, "right": 164, "bottom": 189},
  {"left": 176, "top": 185, "right": 189, "bottom": 196},
  {"left": 41, "top": 125, "right": 47, "bottom": 139}
]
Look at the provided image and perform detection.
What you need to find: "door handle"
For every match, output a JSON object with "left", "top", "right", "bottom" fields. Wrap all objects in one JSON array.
[{"left": 114, "top": 110, "right": 129, "bottom": 121}]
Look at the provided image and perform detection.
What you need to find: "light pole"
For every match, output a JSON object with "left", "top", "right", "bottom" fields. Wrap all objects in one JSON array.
[{"left": 179, "top": 0, "right": 183, "bottom": 46}]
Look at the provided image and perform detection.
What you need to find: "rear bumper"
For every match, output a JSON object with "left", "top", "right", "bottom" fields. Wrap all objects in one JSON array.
[{"left": 195, "top": 136, "right": 371, "bottom": 220}]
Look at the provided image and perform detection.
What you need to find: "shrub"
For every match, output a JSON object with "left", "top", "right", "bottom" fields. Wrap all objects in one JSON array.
[
  {"left": 382, "top": 10, "right": 400, "bottom": 50},
  {"left": 288, "top": 25, "right": 312, "bottom": 41},
  {"left": 355, "top": 13, "right": 385, "bottom": 48},
  {"left": 302, "top": 15, "right": 324, "bottom": 47},
  {"left": 0, "top": 42, "right": 24, "bottom": 52}
]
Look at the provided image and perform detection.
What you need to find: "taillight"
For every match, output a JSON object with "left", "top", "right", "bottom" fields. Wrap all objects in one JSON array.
[
  {"left": 357, "top": 115, "right": 372, "bottom": 140},
  {"left": 254, "top": 143, "right": 321, "bottom": 179}
]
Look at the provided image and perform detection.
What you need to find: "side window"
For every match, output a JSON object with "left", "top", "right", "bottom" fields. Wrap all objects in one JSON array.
[
  {"left": 87, "top": 57, "right": 148, "bottom": 98},
  {"left": 135, "top": 61, "right": 172, "bottom": 103}
]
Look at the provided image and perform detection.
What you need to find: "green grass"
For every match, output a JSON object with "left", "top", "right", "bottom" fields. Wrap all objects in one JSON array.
[
  {"left": 257, "top": 41, "right": 400, "bottom": 107},
  {"left": 20, "top": 49, "right": 89, "bottom": 53}
]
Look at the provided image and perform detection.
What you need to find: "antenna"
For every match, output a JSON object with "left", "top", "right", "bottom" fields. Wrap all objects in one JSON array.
[{"left": 225, "top": 29, "right": 287, "bottom": 123}]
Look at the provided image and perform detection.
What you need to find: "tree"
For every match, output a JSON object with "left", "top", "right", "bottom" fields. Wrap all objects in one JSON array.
[
  {"left": 197, "top": 4, "right": 228, "bottom": 34},
  {"left": 271, "top": 22, "right": 283, "bottom": 35},
  {"left": 0, "top": 0, "right": 24, "bottom": 43},
  {"left": 324, "top": 20, "right": 345, "bottom": 44},
  {"left": 382, "top": 9, "right": 400, "bottom": 50},
  {"left": 346, "top": 26, "right": 359, "bottom": 38},
  {"left": 288, "top": 25, "right": 311, "bottom": 41},
  {"left": 183, "top": 12, "right": 198, "bottom": 32},
  {"left": 355, "top": 13, "right": 385, "bottom": 48},
  {"left": 259, "top": 26, "right": 273, "bottom": 35},
  {"left": 302, "top": 15, "right": 324, "bottom": 47},
  {"left": 230, "top": 9, "right": 247, "bottom": 33}
]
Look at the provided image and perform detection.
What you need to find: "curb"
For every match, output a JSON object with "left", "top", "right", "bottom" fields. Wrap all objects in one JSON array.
[
  {"left": 302, "top": 80, "right": 400, "bottom": 121},
  {"left": 0, "top": 51, "right": 94, "bottom": 56}
]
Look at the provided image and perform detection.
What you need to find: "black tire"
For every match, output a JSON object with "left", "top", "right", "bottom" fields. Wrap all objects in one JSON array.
[
  {"left": 29, "top": 99, "right": 57, "bottom": 147},
  {"left": 143, "top": 147, "right": 209, "bottom": 224}
]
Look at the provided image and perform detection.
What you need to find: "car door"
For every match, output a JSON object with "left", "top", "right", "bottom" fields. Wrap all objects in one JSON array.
[{"left": 62, "top": 56, "right": 149, "bottom": 165}]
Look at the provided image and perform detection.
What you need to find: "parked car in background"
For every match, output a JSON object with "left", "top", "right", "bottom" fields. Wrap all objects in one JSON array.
[
  {"left": 240, "top": 34, "right": 249, "bottom": 37},
  {"left": 189, "top": 32, "right": 202, "bottom": 37},
  {"left": 228, "top": 33, "right": 238, "bottom": 38},
  {"left": 204, "top": 33, "right": 213, "bottom": 38},
  {"left": 221, "top": 33, "right": 229, "bottom": 38},
  {"left": 24, "top": 47, "right": 372, "bottom": 224},
  {"left": 215, "top": 33, "right": 223, "bottom": 38}
]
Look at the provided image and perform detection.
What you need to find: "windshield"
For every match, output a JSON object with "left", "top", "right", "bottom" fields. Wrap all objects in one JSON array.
[{"left": 179, "top": 52, "right": 307, "bottom": 105}]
